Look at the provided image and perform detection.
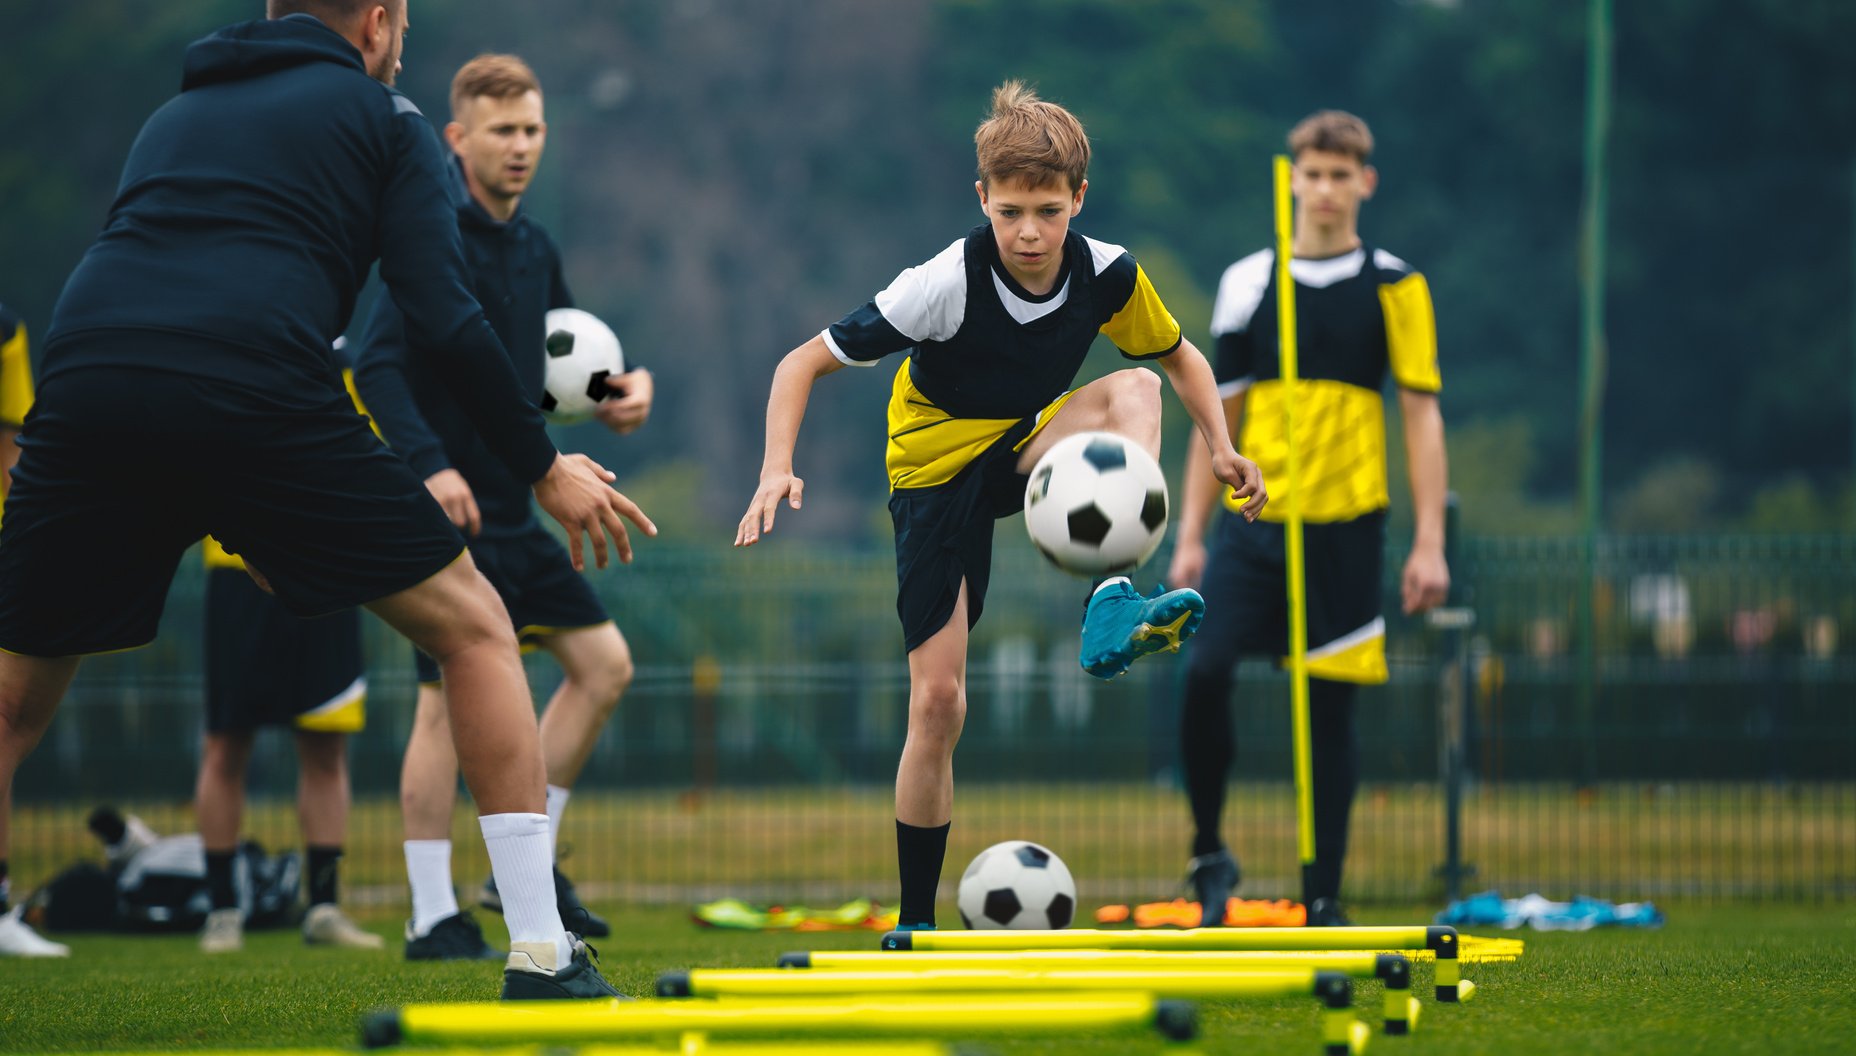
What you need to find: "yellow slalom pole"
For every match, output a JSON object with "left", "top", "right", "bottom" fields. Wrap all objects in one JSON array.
[
  {"left": 363, "top": 993, "right": 1197, "bottom": 1048},
  {"left": 1274, "top": 153, "right": 1315, "bottom": 870},
  {"left": 135, "top": 1042, "right": 969, "bottom": 1056},
  {"left": 886, "top": 924, "right": 1442, "bottom": 952},
  {"left": 785, "top": 949, "right": 1387, "bottom": 973},
  {"left": 885, "top": 924, "right": 1467, "bottom": 1003},
  {"left": 663, "top": 965, "right": 1324, "bottom": 1000}
]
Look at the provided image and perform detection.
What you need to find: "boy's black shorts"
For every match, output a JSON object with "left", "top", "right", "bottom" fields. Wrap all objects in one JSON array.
[
  {"left": 205, "top": 567, "right": 366, "bottom": 734},
  {"left": 0, "top": 352, "right": 465, "bottom": 658},
  {"left": 889, "top": 417, "right": 1037, "bottom": 653},
  {"left": 1186, "top": 508, "right": 1388, "bottom": 684},
  {"left": 412, "top": 523, "right": 609, "bottom": 684}
]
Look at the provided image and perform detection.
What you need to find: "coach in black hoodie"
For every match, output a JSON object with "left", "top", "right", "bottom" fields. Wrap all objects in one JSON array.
[{"left": 0, "top": 2, "right": 644, "bottom": 998}]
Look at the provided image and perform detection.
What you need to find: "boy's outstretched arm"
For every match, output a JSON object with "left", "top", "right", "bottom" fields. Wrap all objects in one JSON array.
[
  {"left": 736, "top": 335, "right": 844, "bottom": 547},
  {"left": 1159, "top": 338, "right": 1267, "bottom": 522}
]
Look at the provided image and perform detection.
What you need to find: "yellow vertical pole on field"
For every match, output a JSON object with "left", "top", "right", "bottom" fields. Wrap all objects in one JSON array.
[{"left": 1273, "top": 154, "right": 1315, "bottom": 868}]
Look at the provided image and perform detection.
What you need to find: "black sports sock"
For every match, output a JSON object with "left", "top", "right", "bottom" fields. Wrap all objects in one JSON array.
[
  {"left": 1304, "top": 679, "right": 1360, "bottom": 903},
  {"left": 205, "top": 850, "right": 239, "bottom": 911},
  {"left": 0, "top": 857, "right": 10, "bottom": 913},
  {"left": 1180, "top": 663, "right": 1237, "bottom": 857},
  {"left": 895, "top": 820, "right": 950, "bottom": 927},
  {"left": 307, "top": 845, "right": 343, "bottom": 907}
]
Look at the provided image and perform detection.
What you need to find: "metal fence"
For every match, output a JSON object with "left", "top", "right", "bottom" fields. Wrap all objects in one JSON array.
[{"left": 11, "top": 534, "right": 1855, "bottom": 908}]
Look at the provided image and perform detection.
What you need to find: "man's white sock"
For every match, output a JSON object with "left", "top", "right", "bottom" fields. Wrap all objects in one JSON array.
[
  {"left": 545, "top": 784, "right": 571, "bottom": 858},
  {"left": 480, "top": 812, "right": 569, "bottom": 968},
  {"left": 403, "top": 839, "right": 460, "bottom": 938}
]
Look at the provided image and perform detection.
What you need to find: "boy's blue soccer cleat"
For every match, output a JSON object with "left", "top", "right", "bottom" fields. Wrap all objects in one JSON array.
[{"left": 1079, "top": 578, "right": 1205, "bottom": 679}]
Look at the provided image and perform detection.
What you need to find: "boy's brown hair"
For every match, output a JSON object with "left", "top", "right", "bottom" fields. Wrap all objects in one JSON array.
[
  {"left": 974, "top": 80, "right": 1090, "bottom": 194},
  {"left": 450, "top": 54, "right": 542, "bottom": 122},
  {"left": 1288, "top": 110, "right": 1374, "bottom": 164}
]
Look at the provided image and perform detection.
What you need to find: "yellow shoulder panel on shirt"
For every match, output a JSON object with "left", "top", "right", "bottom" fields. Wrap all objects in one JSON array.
[
  {"left": 0, "top": 323, "right": 34, "bottom": 426},
  {"left": 1379, "top": 272, "right": 1440, "bottom": 393},
  {"left": 1100, "top": 264, "right": 1183, "bottom": 358},
  {"left": 202, "top": 535, "right": 247, "bottom": 572}
]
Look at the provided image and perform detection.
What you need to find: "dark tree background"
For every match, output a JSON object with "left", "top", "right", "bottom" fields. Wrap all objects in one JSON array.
[{"left": 5, "top": 0, "right": 1853, "bottom": 538}]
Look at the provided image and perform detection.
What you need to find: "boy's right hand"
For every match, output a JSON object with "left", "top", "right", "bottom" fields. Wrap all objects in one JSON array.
[
  {"left": 736, "top": 470, "right": 803, "bottom": 547},
  {"left": 533, "top": 453, "right": 657, "bottom": 571}
]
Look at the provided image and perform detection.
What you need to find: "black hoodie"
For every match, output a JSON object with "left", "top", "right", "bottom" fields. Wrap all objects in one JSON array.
[{"left": 43, "top": 14, "right": 556, "bottom": 485}]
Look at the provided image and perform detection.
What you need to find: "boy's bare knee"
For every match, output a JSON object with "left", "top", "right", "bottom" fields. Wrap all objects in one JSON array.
[{"left": 910, "top": 678, "right": 966, "bottom": 738}]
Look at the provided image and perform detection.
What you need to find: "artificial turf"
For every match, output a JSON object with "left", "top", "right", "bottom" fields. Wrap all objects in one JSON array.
[{"left": 1, "top": 902, "right": 1851, "bottom": 1054}]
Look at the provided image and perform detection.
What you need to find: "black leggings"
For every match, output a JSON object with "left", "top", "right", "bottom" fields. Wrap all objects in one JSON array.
[{"left": 1180, "top": 665, "right": 1359, "bottom": 902}]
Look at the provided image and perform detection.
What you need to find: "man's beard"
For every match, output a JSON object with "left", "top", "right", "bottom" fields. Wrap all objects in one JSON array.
[{"left": 369, "top": 53, "right": 397, "bottom": 86}]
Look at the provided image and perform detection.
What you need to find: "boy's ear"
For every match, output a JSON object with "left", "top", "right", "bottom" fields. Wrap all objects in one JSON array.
[
  {"left": 1361, "top": 165, "right": 1379, "bottom": 201},
  {"left": 444, "top": 121, "right": 467, "bottom": 153},
  {"left": 1072, "top": 178, "right": 1088, "bottom": 215},
  {"left": 975, "top": 180, "right": 988, "bottom": 212}
]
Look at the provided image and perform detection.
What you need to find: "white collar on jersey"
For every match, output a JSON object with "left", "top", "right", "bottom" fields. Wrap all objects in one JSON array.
[{"left": 991, "top": 267, "right": 1071, "bottom": 325}]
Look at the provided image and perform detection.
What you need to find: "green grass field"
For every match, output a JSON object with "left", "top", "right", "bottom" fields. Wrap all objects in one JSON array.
[{"left": 2, "top": 903, "right": 1852, "bottom": 1054}]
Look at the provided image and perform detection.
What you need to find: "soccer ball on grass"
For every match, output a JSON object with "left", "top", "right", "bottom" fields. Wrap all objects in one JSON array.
[{"left": 956, "top": 840, "right": 1077, "bottom": 930}]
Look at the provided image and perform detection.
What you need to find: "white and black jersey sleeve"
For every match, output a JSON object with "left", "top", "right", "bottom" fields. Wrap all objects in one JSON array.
[
  {"left": 1209, "top": 249, "right": 1273, "bottom": 399},
  {"left": 823, "top": 238, "right": 967, "bottom": 367}
]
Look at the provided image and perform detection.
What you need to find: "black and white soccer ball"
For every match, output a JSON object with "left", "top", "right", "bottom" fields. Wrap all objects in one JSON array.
[
  {"left": 956, "top": 840, "right": 1077, "bottom": 930},
  {"left": 1023, "top": 430, "right": 1169, "bottom": 576},
  {"left": 541, "top": 307, "right": 625, "bottom": 423}
]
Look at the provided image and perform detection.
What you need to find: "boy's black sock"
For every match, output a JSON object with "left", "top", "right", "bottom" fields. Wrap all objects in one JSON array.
[
  {"left": 895, "top": 820, "right": 950, "bottom": 927},
  {"left": 307, "top": 845, "right": 343, "bottom": 907},
  {"left": 205, "top": 849, "right": 239, "bottom": 911}
]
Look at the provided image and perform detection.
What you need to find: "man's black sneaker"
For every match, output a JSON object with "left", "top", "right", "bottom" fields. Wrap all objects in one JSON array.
[
  {"left": 404, "top": 911, "right": 502, "bottom": 961},
  {"left": 1306, "top": 897, "right": 1354, "bottom": 927},
  {"left": 500, "top": 935, "right": 626, "bottom": 1000},
  {"left": 481, "top": 866, "right": 611, "bottom": 938},
  {"left": 1186, "top": 847, "right": 1240, "bottom": 927}
]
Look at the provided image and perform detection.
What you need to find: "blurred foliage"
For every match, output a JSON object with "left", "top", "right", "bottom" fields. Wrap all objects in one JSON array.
[{"left": 3, "top": 0, "right": 1854, "bottom": 536}]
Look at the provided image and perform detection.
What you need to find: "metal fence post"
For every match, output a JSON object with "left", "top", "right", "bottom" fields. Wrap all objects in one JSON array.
[{"left": 1428, "top": 494, "right": 1476, "bottom": 901}]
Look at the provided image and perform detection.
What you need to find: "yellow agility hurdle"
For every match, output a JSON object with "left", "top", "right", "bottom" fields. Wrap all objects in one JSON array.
[
  {"left": 660, "top": 966, "right": 1375, "bottom": 1048},
  {"left": 777, "top": 950, "right": 1419, "bottom": 1035},
  {"left": 359, "top": 993, "right": 1197, "bottom": 1049},
  {"left": 881, "top": 924, "right": 1473, "bottom": 1002},
  {"left": 112, "top": 1039, "right": 972, "bottom": 1046}
]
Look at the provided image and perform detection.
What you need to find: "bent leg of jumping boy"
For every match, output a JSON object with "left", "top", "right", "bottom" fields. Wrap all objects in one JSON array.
[{"left": 1014, "top": 368, "right": 1207, "bottom": 679}]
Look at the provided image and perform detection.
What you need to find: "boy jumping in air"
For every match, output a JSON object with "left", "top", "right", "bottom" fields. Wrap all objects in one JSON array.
[{"left": 736, "top": 82, "right": 1266, "bottom": 930}]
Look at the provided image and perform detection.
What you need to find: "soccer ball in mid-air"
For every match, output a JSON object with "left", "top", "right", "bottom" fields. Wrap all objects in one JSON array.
[
  {"left": 956, "top": 840, "right": 1077, "bottom": 930},
  {"left": 1023, "top": 430, "right": 1169, "bottom": 575},
  {"left": 541, "top": 307, "right": 625, "bottom": 423}
]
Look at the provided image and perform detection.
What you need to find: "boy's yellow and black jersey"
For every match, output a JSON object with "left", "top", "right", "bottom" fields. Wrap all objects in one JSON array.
[
  {"left": 1210, "top": 245, "right": 1439, "bottom": 524},
  {"left": 825, "top": 224, "right": 1183, "bottom": 490},
  {"left": 0, "top": 306, "right": 31, "bottom": 431},
  {"left": 0, "top": 305, "right": 35, "bottom": 532}
]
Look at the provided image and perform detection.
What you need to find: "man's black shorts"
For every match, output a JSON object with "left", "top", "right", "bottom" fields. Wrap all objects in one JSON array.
[
  {"left": 1186, "top": 509, "right": 1389, "bottom": 684},
  {"left": 205, "top": 568, "right": 366, "bottom": 734},
  {"left": 889, "top": 417, "right": 1036, "bottom": 653},
  {"left": 413, "top": 523, "right": 609, "bottom": 684},
  {"left": 0, "top": 353, "right": 464, "bottom": 657}
]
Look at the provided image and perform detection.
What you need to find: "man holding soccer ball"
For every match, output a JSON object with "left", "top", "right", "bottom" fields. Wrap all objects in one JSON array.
[{"left": 354, "top": 53, "right": 651, "bottom": 961}]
